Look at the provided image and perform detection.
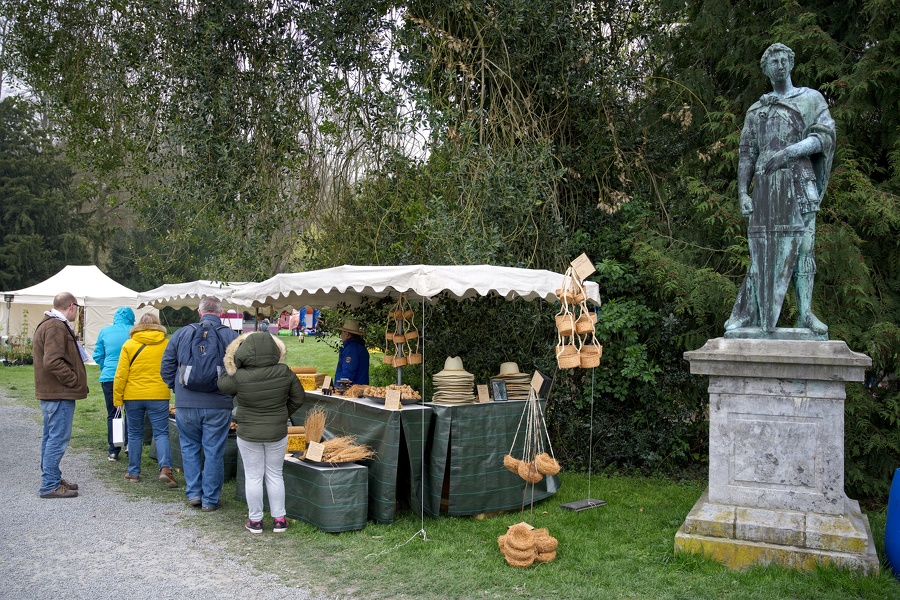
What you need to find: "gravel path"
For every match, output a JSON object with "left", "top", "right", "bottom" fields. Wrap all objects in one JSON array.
[{"left": 0, "top": 393, "right": 325, "bottom": 600}]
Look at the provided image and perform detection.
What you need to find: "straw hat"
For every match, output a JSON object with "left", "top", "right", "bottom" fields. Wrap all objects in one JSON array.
[
  {"left": 434, "top": 356, "right": 468, "bottom": 377},
  {"left": 339, "top": 319, "right": 364, "bottom": 336},
  {"left": 497, "top": 362, "right": 522, "bottom": 376}
]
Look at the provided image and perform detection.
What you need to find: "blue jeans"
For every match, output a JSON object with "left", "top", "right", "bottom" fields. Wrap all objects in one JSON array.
[
  {"left": 176, "top": 407, "right": 231, "bottom": 508},
  {"left": 102, "top": 381, "right": 126, "bottom": 454},
  {"left": 40, "top": 400, "right": 76, "bottom": 495},
  {"left": 124, "top": 400, "right": 172, "bottom": 477}
]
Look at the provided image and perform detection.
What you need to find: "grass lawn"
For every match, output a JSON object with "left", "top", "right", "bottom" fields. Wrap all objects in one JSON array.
[{"left": 1, "top": 359, "right": 898, "bottom": 599}]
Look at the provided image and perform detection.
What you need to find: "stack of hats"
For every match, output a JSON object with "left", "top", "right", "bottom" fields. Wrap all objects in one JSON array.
[
  {"left": 432, "top": 356, "right": 475, "bottom": 405},
  {"left": 491, "top": 362, "right": 530, "bottom": 401}
]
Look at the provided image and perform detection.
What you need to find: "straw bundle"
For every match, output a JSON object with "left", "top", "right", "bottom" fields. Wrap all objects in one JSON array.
[
  {"left": 505, "top": 523, "right": 535, "bottom": 551},
  {"left": 497, "top": 534, "right": 507, "bottom": 552},
  {"left": 534, "top": 551, "right": 557, "bottom": 563},
  {"left": 535, "top": 452, "right": 561, "bottom": 476},
  {"left": 290, "top": 366, "right": 317, "bottom": 374},
  {"left": 503, "top": 454, "right": 521, "bottom": 474},
  {"left": 503, "top": 553, "right": 535, "bottom": 568},
  {"left": 321, "top": 436, "right": 375, "bottom": 462},
  {"left": 517, "top": 460, "right": 543, "bottom": 483},
  {"left": 286, "top": 426, "right": 306, "bottom": 435},
  {"left": 533, "top": 529, "right": 559, "bottom": 553},
  {"left": 304, "top": 407, "right": 326, "bottom": 444},
  {"left": 503, "top": 545, "right": 537, "bottom": 562}
]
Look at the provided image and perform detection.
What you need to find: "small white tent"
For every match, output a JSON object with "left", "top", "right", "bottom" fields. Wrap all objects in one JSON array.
[{"left": 0, "top": 265, "right": 155, "bottom": 358}]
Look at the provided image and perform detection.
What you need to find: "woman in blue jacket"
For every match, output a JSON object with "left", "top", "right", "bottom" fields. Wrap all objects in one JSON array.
[{"left": 93, "top": 306, "right": 135, "bottom": 461}]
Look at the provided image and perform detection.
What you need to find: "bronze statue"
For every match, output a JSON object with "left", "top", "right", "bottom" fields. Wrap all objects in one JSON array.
[{"left": 724, "top": 43, "right": 835, "bottom": 340}]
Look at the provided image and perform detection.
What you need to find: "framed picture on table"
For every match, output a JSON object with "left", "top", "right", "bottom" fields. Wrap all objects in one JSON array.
[{"left": 491, "top": 380, "right": 508, "bottom": 402}]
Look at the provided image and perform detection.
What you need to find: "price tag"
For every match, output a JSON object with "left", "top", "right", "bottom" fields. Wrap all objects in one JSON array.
[
  {"left": 321, "top": 375, "right": 331, "bottom": 390},
  {"left": 531, "top": 371, "right": 544, "bottom": 394},
  {"left": 571, "top": 253, "right": 596, "bottom": 281},
  {"left": 305, "top": 441, "right": 325, "bottom": 462},
  {"left": 476, "top": 384, "right": 490, "bottom": 403},
  {"left": 384, "top": 388, "right": 402, "bottom": 410}
]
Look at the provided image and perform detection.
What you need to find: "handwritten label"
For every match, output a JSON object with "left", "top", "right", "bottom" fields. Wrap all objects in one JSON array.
[
  {"left": 305, "top": 441, "right": 325, "bottom": 462},
  {"left": 531, "top": 371, "right": 544, "bottom": 394},
  {"left": 476, "top": 384, "right": 490, "bottom": 403},
  {"left": 384, "top": 388, "right": 402, "bottom": 410},
  {"left": 571, "top": 253, "right": 596, "bottom": 281},
  {"left": 321, "top": 375, "right": 331, "bottom": 390}
]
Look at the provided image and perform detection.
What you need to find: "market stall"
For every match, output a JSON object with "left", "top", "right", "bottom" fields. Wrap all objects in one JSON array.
[
  {"left": 423, "top": 400, "right": 560, "bottom": 517},
  {"left": 231, "top": 264, "right": 601, "bottom": 525},
  {"left": 291, "top": 392, "right": 432, "bottom": 524}
]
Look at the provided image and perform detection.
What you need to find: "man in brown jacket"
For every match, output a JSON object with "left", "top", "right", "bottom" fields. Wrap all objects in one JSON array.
[{"left": 33, "top": 291, "right": 89, "bottom": 498}]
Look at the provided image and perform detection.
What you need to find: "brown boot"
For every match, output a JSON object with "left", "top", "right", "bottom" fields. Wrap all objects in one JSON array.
[
  {"left": 41, "top": 484, "right": 78, "bottom": 498},
  {"left": 159, "top": 467, "right": 178, "bottom": 488}
]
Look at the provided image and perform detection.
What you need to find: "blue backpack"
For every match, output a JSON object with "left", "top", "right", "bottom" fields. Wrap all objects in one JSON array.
[{"left": 178, "top": 322, "right": 229, "bottom": 393}]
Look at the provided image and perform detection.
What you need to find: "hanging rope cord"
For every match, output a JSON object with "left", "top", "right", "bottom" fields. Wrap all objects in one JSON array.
[{"left": 365, "top": 295, "right": 428, "bottom": 561}]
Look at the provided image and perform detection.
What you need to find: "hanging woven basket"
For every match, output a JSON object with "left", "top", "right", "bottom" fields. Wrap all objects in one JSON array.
[
  {"left": 556, "top": 343, "right": 580, "bottom": 370},
  {"left": 383, "top": 354, "right": 395, "bottom": 366},
  {"left": 535, "top": 452, "right": 561, "bottom": 475},
  {"left": 555, "top": 313, "right": 575, "bottom": 336},
  {"left": 580, "top": 343, "right": 602, "bottom": 369},
  {"left": 393, "top": 355, "right": 408, "bottom": 368},
  {"left": 574, "top": 311, "right": 598, "bottom": 335}
]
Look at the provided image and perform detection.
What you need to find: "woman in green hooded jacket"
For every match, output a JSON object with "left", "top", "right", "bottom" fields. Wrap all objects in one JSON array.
[{"left": 218, "top": 332, "right": 305, "bottom": 534}]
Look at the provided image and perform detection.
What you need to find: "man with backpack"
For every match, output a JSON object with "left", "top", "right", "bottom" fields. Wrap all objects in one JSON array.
[{"left": 161, "top": 296, "right": 238, "bottom": 511}]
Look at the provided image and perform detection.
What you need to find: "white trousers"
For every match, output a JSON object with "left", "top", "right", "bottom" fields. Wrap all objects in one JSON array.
[{"left": 237, "top": 436, "right": 289, "bottom": 521}]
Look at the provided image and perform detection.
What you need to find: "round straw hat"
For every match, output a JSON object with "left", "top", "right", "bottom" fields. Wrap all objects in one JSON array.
[
  {"left": 497, "top": 362, "right": 522, "bottom": 377},
  {"left": 339, "top": 319, "right": 364, "bottom": 336}
]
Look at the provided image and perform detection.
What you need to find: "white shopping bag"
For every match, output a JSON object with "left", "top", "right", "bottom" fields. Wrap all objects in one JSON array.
[{"left": 112, "top": 407, "right": 125, "bottom": 447}]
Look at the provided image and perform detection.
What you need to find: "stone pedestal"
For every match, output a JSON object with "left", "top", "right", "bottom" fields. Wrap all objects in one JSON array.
[{"left": 674, "top": 338, "right": 879, "bottom": 574}]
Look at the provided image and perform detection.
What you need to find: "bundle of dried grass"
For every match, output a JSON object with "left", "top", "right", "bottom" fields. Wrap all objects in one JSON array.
[
  {"left": 503, "top": 454, "right": 521, "bottom": 474},
  {"left": 533, "top": 528, "right": 559, "bottom": 553},
  {"left": 498, "top": 524, "right": 558, "bottom": 567},
  {"left": 535, "top": 452, "right": 561, "bottom": 476},
  {"left": 517, "top": 460, "right": 543, "bottom": 483},
  {"left": 304, "top": 407, "right": 326, "bottom": 443},
  {"left": 321, "top": 436, "right": 375, "bottom": 463}
]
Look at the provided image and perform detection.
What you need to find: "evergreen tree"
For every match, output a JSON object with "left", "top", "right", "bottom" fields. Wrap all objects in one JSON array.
[{"left": 0, "top": 97, "right": 90, "bottom": 289}]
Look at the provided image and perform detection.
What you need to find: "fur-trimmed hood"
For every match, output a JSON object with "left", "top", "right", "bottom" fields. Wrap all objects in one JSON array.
[{"left": 224, "top": 332, "right": 286, "bottom": 375}]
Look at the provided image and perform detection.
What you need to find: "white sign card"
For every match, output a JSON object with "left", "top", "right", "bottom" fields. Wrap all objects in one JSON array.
[
  {"left": 476, "top": 384, "right": 490, "bottom": 403},
  {"left": 531, "top": 371, "right": 544, "bottom": 394},
  {"left": 384, "top": 388, "right": 402, "bottom": 410},
  {"left": 305, "top": 441, "right": 325, "bottom": 462},
  {"left": 571, "top": 253, "right": 596, "bottom": 281}
]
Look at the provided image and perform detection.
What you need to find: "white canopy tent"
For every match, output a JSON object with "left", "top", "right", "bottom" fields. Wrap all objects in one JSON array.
[
  {"left": 0, "top": 265, "right": 156, "bottom": 358},
  {"left": 137, "top": 280, "right": 252, "bottom": 310},
  {"left": 231, "top": 264, "right": 602, "bottom": 309}
]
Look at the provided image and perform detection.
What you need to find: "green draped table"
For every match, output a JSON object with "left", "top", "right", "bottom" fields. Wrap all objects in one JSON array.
[
  {"left": 291, "top": 392, "right": 433, "bottom": 524},
  {"left": 423, "top": 401, "right": 560, "bottom": 516},
  {"left": 151, "top": 416, "right": 238, "bottom": 481},
  {"left": 235, "top": 453, "right": 368, "bottom": 532}
]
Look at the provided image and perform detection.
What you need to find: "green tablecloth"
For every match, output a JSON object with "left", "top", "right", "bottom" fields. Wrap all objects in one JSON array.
[
  {"left": 151, "top": 417, "right": 237, "bottom": 481},
  {"left": 423, "top": 401, "right": 560, "bottom": 516},
  {"left": 235, "top": 453, "right": 368, "bottom": 532},
  {"left": 292, "top": 392, "right": 433, "bottom": 524}
]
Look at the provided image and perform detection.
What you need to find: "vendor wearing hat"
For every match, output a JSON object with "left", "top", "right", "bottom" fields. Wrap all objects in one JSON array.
[{"left": 334, "top": 319, "right": 369, "bottom": 385}]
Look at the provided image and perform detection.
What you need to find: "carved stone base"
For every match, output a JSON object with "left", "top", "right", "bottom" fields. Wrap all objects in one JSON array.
[
  {"left": 675, "top": 491, "right": 879, "bottom": 574},
  {"left": 679, "top": 338, "right": 876, "bottom": 573}
]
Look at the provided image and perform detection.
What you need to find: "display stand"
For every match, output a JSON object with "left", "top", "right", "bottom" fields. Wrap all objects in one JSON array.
[{"left": 235, "top": 453, "right": 368, "bottom": 532}]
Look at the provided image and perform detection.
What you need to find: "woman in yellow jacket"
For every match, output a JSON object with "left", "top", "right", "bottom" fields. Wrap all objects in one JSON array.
[{"left": 114, "top": 313, "right": 178, "bottom": 487}]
